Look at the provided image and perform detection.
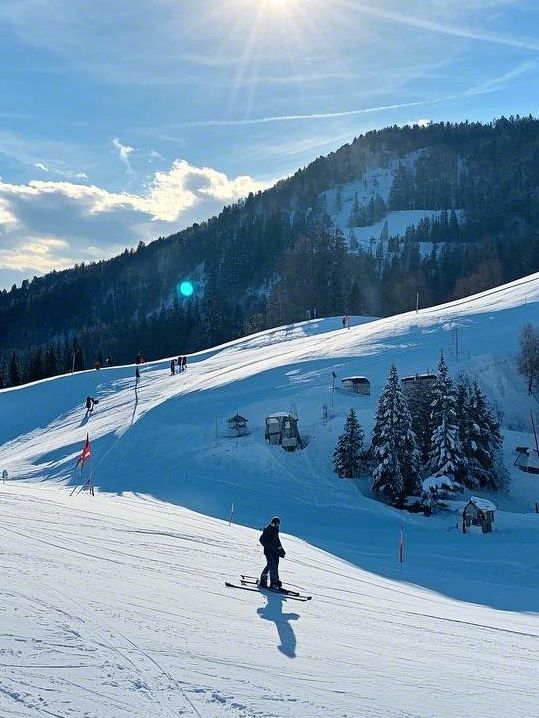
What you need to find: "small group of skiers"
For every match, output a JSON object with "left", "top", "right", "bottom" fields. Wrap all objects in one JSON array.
[
  {"left": 259, "top": 516, "right": 285, "bottom": 590},
  {"left": 170, "top": 356, "right": 188, "bottom": 375},
  {"left": 341, "top": 313, "right": 351, "bottom": 330},
  {"left": 85, "top": 396, "right": 98, "bottom": 414}
]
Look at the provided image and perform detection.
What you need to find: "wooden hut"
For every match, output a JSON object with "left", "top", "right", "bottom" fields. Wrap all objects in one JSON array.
[
  {"left": 462, "top": 497, "right": 496, "bottom": 534},
  {"left": 401, "top": 373, "right": 436, "bottom": 390},
  {"left": 341, "top": 376, "right": 371, "bottom": 395},
  {"left": 227, "top": 413, "right": 248, "bottom": 436},
  {"left": 514, "top": 446, "right": 539, "bottom": 474},
  {"left": 265, "top": 412, "right": 302, "bottom": 451}
]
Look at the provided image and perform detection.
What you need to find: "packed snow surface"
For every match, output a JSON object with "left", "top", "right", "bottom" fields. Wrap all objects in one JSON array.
[{"left": 1, "top": 273, "right": 539, "bottom": 717}]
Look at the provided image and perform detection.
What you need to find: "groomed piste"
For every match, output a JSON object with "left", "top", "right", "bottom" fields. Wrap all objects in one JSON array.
[{"left": 1, "top": 272, "right": 539, "bottom": 717}]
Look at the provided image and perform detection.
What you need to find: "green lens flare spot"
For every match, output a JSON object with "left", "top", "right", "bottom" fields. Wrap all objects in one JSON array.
[{"left": 179, "top": 281, "right": 194, "bottom": 297}]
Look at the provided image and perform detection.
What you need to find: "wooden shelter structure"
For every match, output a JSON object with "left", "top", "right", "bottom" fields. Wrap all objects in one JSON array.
[
  {"left": 514, "top": 446, "right": 539, "bottom": 474},
  {"left": 341, "top": 376, "right": 371, "bottom": 395},
  {"left": 462, "top": 496, "right": 496, "bottom": 534},
  {"left": 227, "top": 413, "right": 248, "bottom": 437},
  {"left": 401, "top": 373, "right": 437, "bottom": 391},
  {"left": 265, "top": 412, "right": 302, "bottom": 451}
]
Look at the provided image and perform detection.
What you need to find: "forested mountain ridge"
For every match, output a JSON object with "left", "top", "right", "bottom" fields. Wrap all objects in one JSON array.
[{"left": 2, "top": 115, "right": 539, "bottom": 386}]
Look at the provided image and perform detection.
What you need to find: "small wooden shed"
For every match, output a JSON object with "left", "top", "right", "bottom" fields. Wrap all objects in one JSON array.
[
  {"left": 227, "top": 413, "right": 248, "bottom": 436},
  {"left": 265, "top": 412, "right": 302, "bottom": 451},
  {"left": 341, "top": 376, "right": 371, "bottom": 395},
  {"left": 401, "top": 373, "right": 436, "bottom": 390},
  {"left": 514, "top": 446, "right": 539, "bottom": 474},
  {"left": 462, "top": 496, "right": 496, "bottom": 534}
]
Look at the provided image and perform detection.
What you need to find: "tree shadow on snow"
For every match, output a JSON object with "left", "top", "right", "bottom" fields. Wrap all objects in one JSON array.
[{"left": 257, "top": 593, "right": 300, "bottom": 658}]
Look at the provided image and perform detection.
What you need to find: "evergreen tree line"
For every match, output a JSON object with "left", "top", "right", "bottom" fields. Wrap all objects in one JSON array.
[
  {"left": 333, "top": 355, "right": 505, "bottom": 510},
  {"left": 2, "top": 117, "right": 539, "bottom": 387}
]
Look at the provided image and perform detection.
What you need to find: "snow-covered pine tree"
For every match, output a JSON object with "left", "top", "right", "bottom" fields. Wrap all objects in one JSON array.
[
  {"left": 457, "top": 376, "right": 505, "bottom": 490},
  {"left": 405, "top": 379, "right": 435, "bottom": 465},
  {"left": 333, "top": 408, "right": 365, "bottom": 478},
  {"left": 427, "top": 352, "right": 466, "bottom": 487},
  {"left": 371, "top": 364, "right": 420, "bottom": 505}
]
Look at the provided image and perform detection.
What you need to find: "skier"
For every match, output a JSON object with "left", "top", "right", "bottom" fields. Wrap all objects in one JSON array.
[
  {"left": 106, "top": 356, "right": 113, "bottom": 367},
  {"left": 182, "top": 355, "right": 187, "bottom": 372},
  {"left": 85, "top": 396, "right": 98, "bottom": 414},
  {"left": 170, "top": 359, "right": 175, "bottom": 375},
  {"left": 259, "top": 516, "right": 285, "bottom": 589}
]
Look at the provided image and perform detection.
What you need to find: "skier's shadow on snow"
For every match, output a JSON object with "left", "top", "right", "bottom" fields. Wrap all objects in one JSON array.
[
  {"left": 257, "top": 594, "right": 299, "bottom": 658},
  {"left": 79, "top": 412, "right": 90, "bottom": 427}
]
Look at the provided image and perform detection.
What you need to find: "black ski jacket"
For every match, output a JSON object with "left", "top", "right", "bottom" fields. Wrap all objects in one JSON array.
[{"left": 259, "top": 524, "right": 283, "bottom": 554}]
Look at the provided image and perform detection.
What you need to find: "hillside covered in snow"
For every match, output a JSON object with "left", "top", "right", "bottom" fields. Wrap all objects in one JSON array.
[{"left": 1, "top": 273, "right": 539, "bottom": 717}]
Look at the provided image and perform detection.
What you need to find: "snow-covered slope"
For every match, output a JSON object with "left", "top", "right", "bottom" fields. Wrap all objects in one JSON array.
[{"left": 1, "top": 273, "right": 539, "bottom": 717}]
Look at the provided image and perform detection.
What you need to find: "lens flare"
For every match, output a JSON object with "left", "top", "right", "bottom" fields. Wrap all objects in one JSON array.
[{"left": 179, "top": 280, "right": 194, "bottom": 297}]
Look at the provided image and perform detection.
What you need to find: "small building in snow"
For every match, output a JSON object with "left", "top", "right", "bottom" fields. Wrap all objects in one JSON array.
[
  {"left": 462, "top": 496, "right": 496, "bottom": 534},
  {"left": 401, "top": 373, "right": 436, "bottom": 390},
  {"left": 227, "top": 413, "right": 248, "bottom": 437},
  {"left": 341, "top": 376, "right": 371, "bottom": 395},
  {"left": 513, "top": 446, "right": 539, "bottom": 475},
  {"left": 265, "top": 413, "right": 302, "bottom": 451}
]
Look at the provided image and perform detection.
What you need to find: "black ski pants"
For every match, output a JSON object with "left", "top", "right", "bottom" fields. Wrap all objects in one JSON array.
[{"left": 261, "top": 549, "right": 281, "bottom": 587}]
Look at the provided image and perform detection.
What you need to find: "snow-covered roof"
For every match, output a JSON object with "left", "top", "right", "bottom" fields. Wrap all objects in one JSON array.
[
  {"left": 341, "top": 376, "right": 369, "bottom": 382},
  {"left": 401, "top": 373, "right": 436, "bottom": 383},
  {"left": 468, "top": 496, "right": 497, "bottom": 512},
  {"left": 267, "top": 412, "right": 290, "bottom": 419}
]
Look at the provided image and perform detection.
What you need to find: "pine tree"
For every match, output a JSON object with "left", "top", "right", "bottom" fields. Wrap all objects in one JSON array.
[
  {"left": 457, "top": 376, "right": 505, "bottom": 489},
  {"left": 428, "top": 352, "right": 466, "bottom": 485},
  {"left": 371, "top": 364, "right": 420, "bottom": 505},
  {"left": 406, "top": 380, "right": 435, "bottom": 465},
  {"left": 8, "top": 352, "right": 20, "bottom": 386},
  {"left": 28, "top": 348, "right": 45, "bottom": 382},
  {"left": 333, "top": 408, "right": 365, "bottom": 478},
  {"left": 43, "top": 344, "right": 58, "bottom": 377}
]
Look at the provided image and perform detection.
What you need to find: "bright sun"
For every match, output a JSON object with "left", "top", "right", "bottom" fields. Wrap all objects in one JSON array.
[{"left": 262, "top": 0, "right": 291, "bottom": 10}]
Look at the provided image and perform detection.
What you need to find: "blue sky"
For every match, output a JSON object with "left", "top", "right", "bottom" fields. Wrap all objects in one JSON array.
[{"left": 0, "top": 0, "right": 538, "bottom": 289}]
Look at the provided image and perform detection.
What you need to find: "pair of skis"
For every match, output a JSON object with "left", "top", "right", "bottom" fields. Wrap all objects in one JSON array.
[{"left": 225, "top": 575, "right": 312, "bottom": 601}]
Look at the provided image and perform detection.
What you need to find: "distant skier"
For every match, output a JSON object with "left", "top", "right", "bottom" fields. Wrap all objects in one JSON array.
[
  {"left": 94, "top": 360, "right": 101, "bottom": 370},
  {"left": 106, "top": 356, "right": 113, "bottom": 367},
  {"left": 182, "top": 355, "right": 187, "bottom": 372},
  {"left": 135, "top": 365, "right": 141, "bottom": 384},
  {"left": 170, "top": 359, "right": 175, "bottom": 375},
  {"left": 259, "top": 516, "right": 286, "bottom": 589},
  {"left": 344, "top": 313, "right": 351, "bottom": 330},
  {"left": 85, "top": 396, "right": 98, "bottom": 414},
  {"left": 136, "top": 351, "right": 145, "bottom": 365}
]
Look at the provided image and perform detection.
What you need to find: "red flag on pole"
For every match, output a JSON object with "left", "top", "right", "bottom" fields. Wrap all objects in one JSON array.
[
  {"left": 399, "top": 525, "right": 404, "bottom": 565},
  {"left": 75, "top": 434, "right": 91, "bottom": 470}
]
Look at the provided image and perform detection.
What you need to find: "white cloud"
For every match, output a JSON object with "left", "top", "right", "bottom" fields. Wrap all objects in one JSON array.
[
  {"left": 34, "top": 162, "right": 48, "bottom": 171},
  {"left": 0, "top": 159, "right": 272, "bottom": 285},
  {"left": 0, "top": 237, "right": 73, "bottom": 273},
  {"left": 112, "top": 137, "right": 134, "bottom": 162}
]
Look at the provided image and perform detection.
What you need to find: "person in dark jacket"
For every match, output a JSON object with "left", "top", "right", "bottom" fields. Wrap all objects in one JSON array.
[
  {"left": 259, "top": 516, "right": 285, "bottom": 589},
  {"left": 170, "top": 359, "right": 175, "bottom": 375}
]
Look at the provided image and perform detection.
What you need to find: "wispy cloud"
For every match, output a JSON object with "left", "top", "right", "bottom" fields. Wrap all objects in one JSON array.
[
  {"left": 344, "top": 1, "right": 539, "bottom": 52},
  {"left": 179, "top": 99, "right": 430, "bottom": 127},
  {"left": 112, "top": 138, "right": 136, "bottom": 178}
]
